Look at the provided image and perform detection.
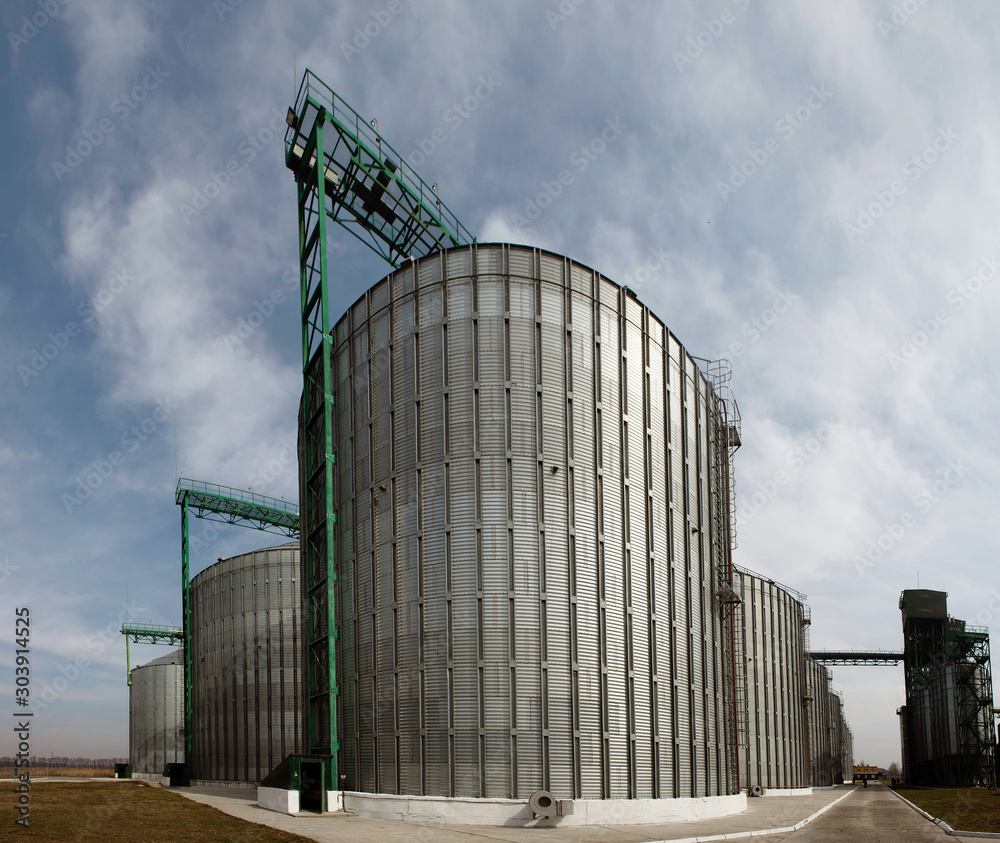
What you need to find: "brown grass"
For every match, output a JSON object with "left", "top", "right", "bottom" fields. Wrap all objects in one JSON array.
[
  {"left": 0, "top": 781, "right": 316, "bottom": 842},
  {"left": 0, "top": 767, "right": 112, "bottom": 778},
  {"left": 896, "top": 786, "right": 1000, "bottom": 833}
]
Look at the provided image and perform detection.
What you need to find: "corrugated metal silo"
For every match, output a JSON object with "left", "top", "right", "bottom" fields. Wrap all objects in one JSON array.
[
  {"left": 190, "top": 541, "right": 302, "bottom": 782},
  {"left": 841, "top": 717, "right": 853, "bottom": 782},
  {"left": 328, "top": 242, "right": 734, "bottom": 800},
  {"left": 733, "top": 567, "right": 808, "bottom": 789},
  {"left": 804, "top": 658, "right": 834, "bottom": 786},
  {"left": 829, "top": 690, "right": 848, "bottom": 783},
  {"left": 129, "top": 648, "right": 184, "bottom": 779}
]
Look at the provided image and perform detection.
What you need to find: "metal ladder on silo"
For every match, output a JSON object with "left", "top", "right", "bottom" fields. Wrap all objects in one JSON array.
[
  {"left": 701, "top": 357, "right": 745, "bottom": 792},
  {"left": 732, "top": 571, "right": 749, "bottom": 781}
]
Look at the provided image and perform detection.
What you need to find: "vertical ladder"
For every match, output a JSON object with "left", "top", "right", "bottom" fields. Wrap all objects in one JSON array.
[
  {"left": 701, "top": 358, "right": 743, "bottom": 793},
  {"left": 732, "top": 568, "right": 749, "bottom": 788}
]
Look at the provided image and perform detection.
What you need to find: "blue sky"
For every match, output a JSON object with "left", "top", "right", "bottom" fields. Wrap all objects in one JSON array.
[{"left": 2, "top": 0, "right": 999, "bottom": 769}]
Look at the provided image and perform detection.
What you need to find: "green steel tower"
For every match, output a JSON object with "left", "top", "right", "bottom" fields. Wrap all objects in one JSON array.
[
  {"left": 283, "top": 69, "right": 472, "bottom": 790},
  {"left": 899, "top": 589, "right": 995, "bottom": 787}
]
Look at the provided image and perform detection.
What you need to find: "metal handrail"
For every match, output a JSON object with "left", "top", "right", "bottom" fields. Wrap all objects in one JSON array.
[
  {"left": 285, "top": 69, "right": 474, "bottom": 255},
  {"left": 121, "top": 623, "right": 182, "bottom": 633},
  {"left": 175, "top": 477, "right": 298, "bottom": 517}
]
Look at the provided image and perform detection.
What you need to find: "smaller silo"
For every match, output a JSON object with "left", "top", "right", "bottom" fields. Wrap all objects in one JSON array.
[
  {"left": 190, "top": 541, "right": 302, "bottom": 783},
  {"left": 129, "top": 649, "right": 185, "bottom": 779},
  {"left": 841, "top": 720, "right": 854, "bottom": 784},
  {"left": 804, "top": 659, "right": 834, "bottom": 786},
  {"left": 733, "top": 567, "right": 808, "bottom": 790},
  {"left": 829, "top": 691, "right": 847, "bottom": 783}
]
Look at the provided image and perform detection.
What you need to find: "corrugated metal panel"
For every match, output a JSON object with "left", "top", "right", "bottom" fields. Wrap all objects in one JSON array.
[
  {"left": 445, "top": 246, "right": 472, "bottom": 281},
  {"left": 326, "top": 244, "right": 731, "bottom": 800},
  {"left": 508, "top": 246, "right": 535, "bottom": 281},
  {"left": 418, "top": 253, "right": 441, "bottom": 288}
]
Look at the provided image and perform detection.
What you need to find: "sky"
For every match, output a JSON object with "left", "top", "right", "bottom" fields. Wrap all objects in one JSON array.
[{"left": 2, "top": 0, "right": 999, "bottom": 771}]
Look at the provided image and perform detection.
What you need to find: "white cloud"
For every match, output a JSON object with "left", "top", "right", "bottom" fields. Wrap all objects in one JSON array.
[{"left": 4, "top": 0, "right": 1000, "bottom": 769}]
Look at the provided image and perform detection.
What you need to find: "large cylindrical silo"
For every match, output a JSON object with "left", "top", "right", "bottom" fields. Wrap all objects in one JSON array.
[
  {"left": 327, "top": 242, "right": 734, "bottom": 800},
  {"left": 190, "top": 541, "right": 302, "bottom": 783},
  {"left": 733, "top": 567, "right": 808, "bottom": 789},
  {"left": 129, "top": 649, "right": 184, "bottom": 779}
]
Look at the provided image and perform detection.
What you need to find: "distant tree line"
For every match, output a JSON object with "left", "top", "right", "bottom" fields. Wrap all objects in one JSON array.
[{"left": 0, "top": 756, "right": 127, "bottom": 767}]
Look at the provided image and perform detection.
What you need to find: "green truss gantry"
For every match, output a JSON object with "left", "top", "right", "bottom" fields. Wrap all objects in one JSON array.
[
  {"left": 120, "top": 623, "right": 184, "bottom": 685},
  {"left": 175, "top": 478, "right": 300, "bottom": 772},
  {"left": 809, "top": 651, "right": 904, "bottom": 666},
  {"left": 283, "top": 68, "right": 473, "bottom": 786}
]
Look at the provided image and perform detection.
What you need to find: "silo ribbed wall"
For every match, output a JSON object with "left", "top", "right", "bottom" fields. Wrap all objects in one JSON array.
[
  {"left": 129, "top": 649, "right": 184, "bottom": 777},
  {"left": 190, "top": 542, "right": 302, "bottom": 782},
  {"left": 329, "top": 243, "right": 731, "bottom": 799},
  {"left": 910, "top": 665, "right": 959, "bottom": 785},
  {"left": 733, "top": 568, "right": 807, "bottom": 789},
  {"left": 829, "top": 691, "right": 847, "bottom": 783},
  {"left": 841, "top": 719, "right": 853, "bottom": 783},
  {"left": 804, "top": 658, "right": 834, "bottom": 786}
]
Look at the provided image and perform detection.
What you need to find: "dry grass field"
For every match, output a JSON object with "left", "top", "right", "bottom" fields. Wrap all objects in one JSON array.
[
  {"left": 0, "top": 767, "right": 113, "bottom": 778},
  {"left": 0, "top": 781, "right": 315, "bottom": 842},
  {"left": 896, "top": 787, "right": 1000, "bottom": 833}
]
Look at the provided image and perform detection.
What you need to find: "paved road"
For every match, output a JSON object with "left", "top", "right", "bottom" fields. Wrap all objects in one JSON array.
[
  {"left": 757, "top": 785, "right": 955, "bottom": 842},
  {"left": 165, "top": 781, "right": 983, "bottom": 843}
]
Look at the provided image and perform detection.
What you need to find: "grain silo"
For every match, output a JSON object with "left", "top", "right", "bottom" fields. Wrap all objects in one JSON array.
[
  {"left": 840, "top": 709, "right": 854, "bottom": 783},
  {"left": 318, "top": 242, "right": 741, "bottom": 814},
  {"left": 732, "top": 567, "right": 808, "bottom": 790},
  {"left": 190, "top": 541, "right": 302, "bottom": 783},
  {"left": 829, "top": 690, "right": 850, "bottom": 784},
  {"left": 129, "top": 649, "right": 184, "bottom": 779},
  {"left": 804, "top": 657, "right": 835, "bottom": 786}
]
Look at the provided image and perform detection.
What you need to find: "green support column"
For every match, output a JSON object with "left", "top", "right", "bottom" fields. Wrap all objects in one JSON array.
[
  {"left": 296, "top": 108, "right": 339, "bottom": 783},
  {"left": 283, "top": 69, "right": 475, "bottom": 797},
  {"left": 181, "top": 499, "right": 193, "bottom": 772}
]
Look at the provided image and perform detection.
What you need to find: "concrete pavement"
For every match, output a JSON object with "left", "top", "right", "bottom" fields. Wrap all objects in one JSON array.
[
  {"left": 167, "top": 783, "right": 863, "bottom": 843},
  {"left": 745, "top": 784, "right": 986, "bottom": 842}
]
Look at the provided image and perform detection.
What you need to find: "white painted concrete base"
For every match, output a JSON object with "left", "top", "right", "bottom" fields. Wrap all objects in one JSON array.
[
  {"left": 257, "top": 788, "right": 343, "bottom": 815},
  {"left": 749, "top": 787, "right": 813, "bottom": 797},
  {"left": 192, "top": 779, "right": 258, "bottom": 789},
  {"left": 338, "top": 790, "right": 747, "bottom": 826},
  {"left": 258, "top": 786, "right": 299, "bottom": 814},
  {"left": 256, "top": 786, "right": 746, "bottom": 826}
]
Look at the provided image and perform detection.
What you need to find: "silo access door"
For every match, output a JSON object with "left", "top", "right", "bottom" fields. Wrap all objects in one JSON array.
[{"left": 299, "top": 761, "right": 324, "bottom": 813}]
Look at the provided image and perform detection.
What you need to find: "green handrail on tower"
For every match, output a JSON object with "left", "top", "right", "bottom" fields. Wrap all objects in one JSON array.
[
  {"left": 283, "top": 68, "right": 473, "bottom": 800},
  {"left": 120, "top": 623, "right": 184, "bottom": 685},
  {"left": 175, "top": 477, "right": 299, "bottom": 535},
  {"left": 285, "top": 70, "right": 473, "bottom": 268}
]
